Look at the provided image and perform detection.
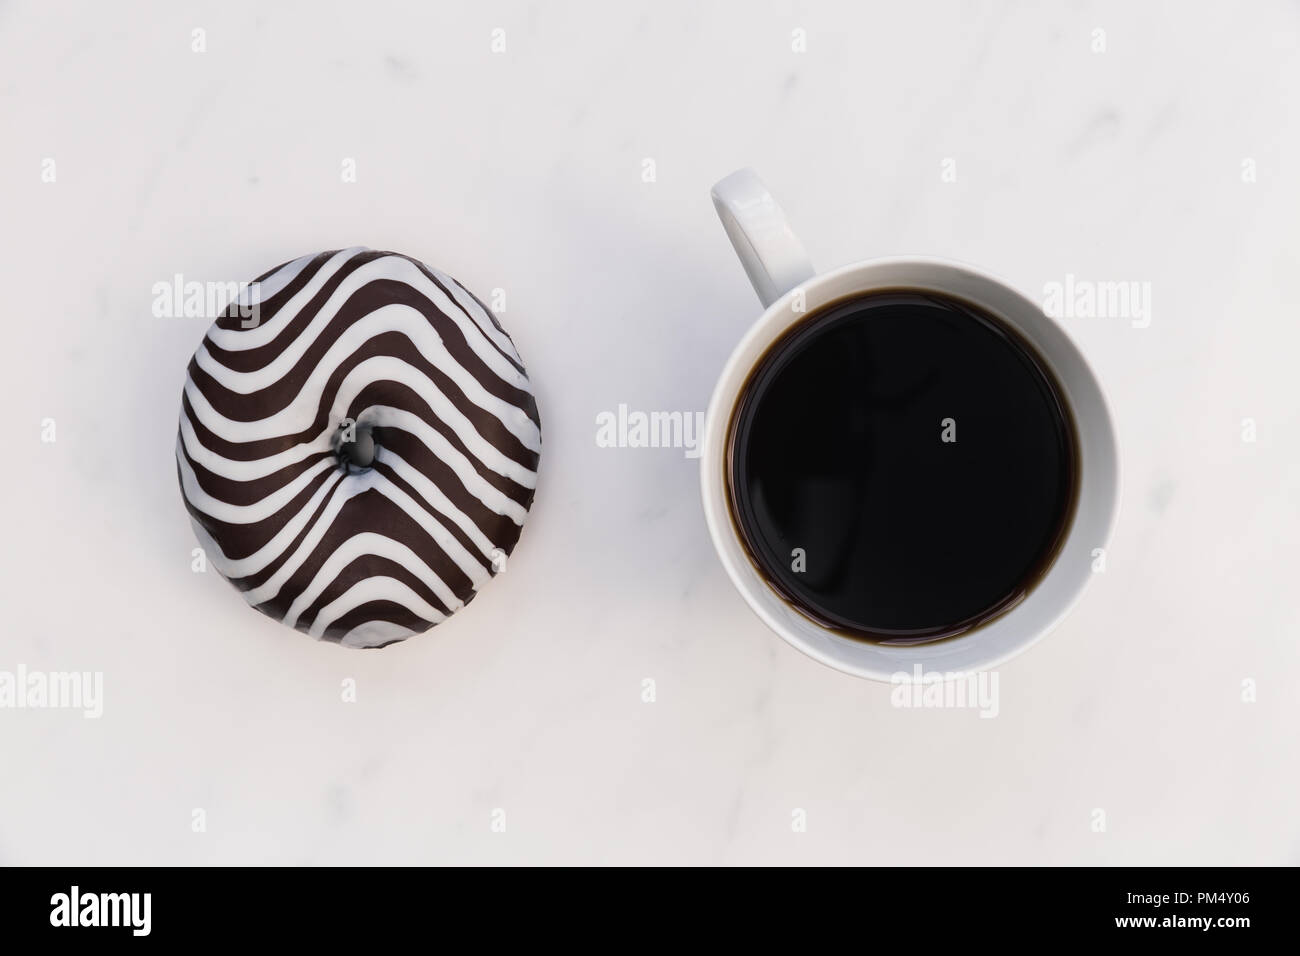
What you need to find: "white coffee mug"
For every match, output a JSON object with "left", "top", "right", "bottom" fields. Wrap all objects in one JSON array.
[{"left": 700, "top": 168, "right": 1120, "bottom": 681}]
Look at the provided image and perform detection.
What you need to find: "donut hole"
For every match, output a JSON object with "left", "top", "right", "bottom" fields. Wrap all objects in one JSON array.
[{"left": 335, "top": 421, "right": 377, "bottom": 473}]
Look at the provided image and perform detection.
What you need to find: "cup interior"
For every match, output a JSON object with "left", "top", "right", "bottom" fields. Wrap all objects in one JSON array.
[{"left": 700, "top": 258, "right": 1119, "bottom": 680}]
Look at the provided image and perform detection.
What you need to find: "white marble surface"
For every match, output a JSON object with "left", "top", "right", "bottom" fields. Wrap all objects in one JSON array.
[{"left": 1, "top": 0, "right": 1297, "bottom": 865}]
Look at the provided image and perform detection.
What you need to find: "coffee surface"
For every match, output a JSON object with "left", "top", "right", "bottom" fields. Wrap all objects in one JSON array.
[{"left": 727, "top": 290, "right": 1077, "bottom": 644}]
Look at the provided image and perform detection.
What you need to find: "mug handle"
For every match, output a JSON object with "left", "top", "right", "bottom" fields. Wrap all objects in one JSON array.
[{"left": 711, "top": 168, "right": 816, "bottom": 307}]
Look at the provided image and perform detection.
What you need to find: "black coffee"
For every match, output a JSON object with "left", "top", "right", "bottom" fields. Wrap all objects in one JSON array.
[{"left": 727, "top": 290, "right": 1078, "bottom": 645}]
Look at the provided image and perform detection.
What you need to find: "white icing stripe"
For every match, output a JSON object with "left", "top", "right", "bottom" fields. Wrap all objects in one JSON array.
[
  {"left": 194, "top": 302, "right": 540, "bottom": 451},
  {"left": 282, "top": 532, "right": 462, "bottom": 630},
  {"left": 240, "top": 251, "right": 317, "bottom": 308},
  {"left": 192, "top": 336, "right": 539, "bottom": 462},
  {"left": 184, "top": 386, "right": 527, "bottom": 550},
  {"left": 183, "top": 468, "right": 349, "bottom": 580},
  {"left": 339, "top": 620, "right": 417, "bottom": 649},
  {"left": 237, "top": 474, "right": 374, "bottom": 603},
  {"left": 373, "top": 409, "right": 528, "bottom": 522},
  {"left": 367, "top": 401, "right": 535, "bottom": 491},
  {"left": 308, "top": 577, "right": 445, "bottom": 639},
  {"left": 425, "top": 263, "right": 522, "bottom": 364},
  {"left": 206, "top": 255, "right": 529, "bottom": 396},
  {"left": 178, "top": 452, "right": 334, "bottom": 524},
  {"left": 230, "top": 464, "right": 493, "bottom": 610},
  {"left": 375, "top": 446, "right": 500, "bottom": 559},
  {"left": 374, "top": 476, "right": 494, "bottom": 589},
  {"left": 179, "top": 412, "right": 330, "bottom": 482},
  {"left": 207, "top": 247, "right": 368, "bottom": 350},
  {"left": 186, "top": 356, "right": 538, "bottom": 489}
]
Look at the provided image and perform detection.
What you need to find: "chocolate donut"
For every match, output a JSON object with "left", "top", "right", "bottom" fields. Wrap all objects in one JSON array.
[{"left": 176, "top": 248, "right": 541, "bottom": 648}]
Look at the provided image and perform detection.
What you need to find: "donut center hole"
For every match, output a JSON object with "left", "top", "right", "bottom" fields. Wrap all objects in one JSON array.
[{"left": 336, "top": 422, "right": 377, "bottom": 472}]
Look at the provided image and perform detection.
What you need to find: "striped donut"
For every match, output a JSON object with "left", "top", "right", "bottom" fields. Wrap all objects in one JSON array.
[{"left": 176, "top": 248, "right": 541, "bottom": 649}]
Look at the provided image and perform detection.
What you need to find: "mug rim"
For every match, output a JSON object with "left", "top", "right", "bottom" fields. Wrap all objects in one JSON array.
[{"left": 700, "top": 255, "right": 1121, "bottom": 680}]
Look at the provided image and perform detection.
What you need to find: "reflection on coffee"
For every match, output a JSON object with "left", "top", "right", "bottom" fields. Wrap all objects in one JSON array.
[{"left": 726, "top": 290, "right": 1079, "bottom": 645}]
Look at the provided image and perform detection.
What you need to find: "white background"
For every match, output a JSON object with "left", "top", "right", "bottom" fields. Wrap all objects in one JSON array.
[{"left": 1, "top": 0, "right": 1297, "bottom": 865}]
